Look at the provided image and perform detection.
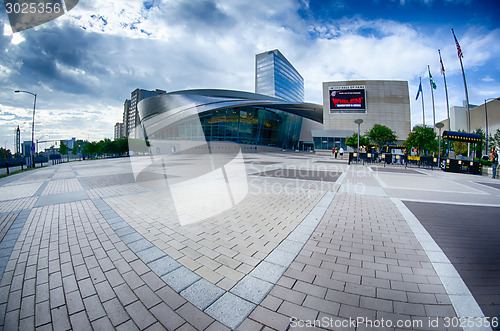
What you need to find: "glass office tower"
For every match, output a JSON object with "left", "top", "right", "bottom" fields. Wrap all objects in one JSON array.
[{"left": 255, "top": 49, "right": 304, "bottom": 103}]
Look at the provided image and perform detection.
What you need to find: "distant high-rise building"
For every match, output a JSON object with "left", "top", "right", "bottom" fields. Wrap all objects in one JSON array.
[
  {"left": 22, "top": 141, "right": 33, "bottom": 157},
  {"left": 114, "top": 122, "right": 124, "bottom": 140},
  {"left": 123, "top": 99, "right": 131, "bottom": 138},
  {"left": 255, "top": 49, "right": 304, "bottom": 102},
  {"left": 61, "top": 138, "right": 76, "bottom": 150},
  {"left": 15, "top": 126, "right": 21, "bottom": 155},
  {"left": 123, "top": 88, "right": 166, "bottom": 138}
]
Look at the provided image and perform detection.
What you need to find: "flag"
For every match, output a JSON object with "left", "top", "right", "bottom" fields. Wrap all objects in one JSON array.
[
  {"left": 416, "top": 81, "right": 422, "bottom": 100},
  {"left": 438, "top": 49, "right": 445, "bottom": 75},
  {"left": 428, "top": 67, "right": 437, "bottom": 89},
  {"left": 452, "top": 28, "right": 463, "bottom": 58}
]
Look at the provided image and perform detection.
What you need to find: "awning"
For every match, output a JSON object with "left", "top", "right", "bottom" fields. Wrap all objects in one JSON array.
[{"left": 442, "top": 131, "right": 482, "bottom": 143}]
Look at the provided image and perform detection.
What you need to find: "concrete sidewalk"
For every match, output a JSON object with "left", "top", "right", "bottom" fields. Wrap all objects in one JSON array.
[{"left": 0, "top": 153, "right": 498, "bottom": 330}]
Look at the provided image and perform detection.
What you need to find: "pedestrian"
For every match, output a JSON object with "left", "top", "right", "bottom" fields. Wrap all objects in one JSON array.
[
  {"left": 334, "top": 147, "right": 338, "bottom": 159},
  {"left": 339, "top": 147, "right": 344, "bottom": 159},
  {"left": 332, "top": 147, "right": 335, "bottom": 158},
  {"left": 491, "top": 147, "right": 499, "bottom": 179}
]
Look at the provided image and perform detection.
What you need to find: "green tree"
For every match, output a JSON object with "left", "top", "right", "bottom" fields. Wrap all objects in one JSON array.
[
  {"left": 98, "top": 138, "right": 114, "bottom": 156},
  {"left": 493, "top": 128, "right": 500, "bottom": 149},
  {"left": 366, "top": 124, "right": 397, "bottom": 151},
  {"left": 485, "top": 134, "right": 494, "bottom": 154},
  {"left": 472, "top": 128, "right": 485, "bottom": 158},
  {"left": 449, "top": 129, "right": 468, "bottom": 156},
  {"left": 345, "top": 133, "right": 370, "bottom": 151},
  {"left": 454, "top": 141, "right": 468, "bottom": 156},
  {"left": 59, "top": 141, "right": 68, "bottom": 161},
  {"left": 404, "top": 125, "right": 437, "bottom": 156},
  {"left": 82, "top": 141, "right": 99, "bottom": 158},
  {"left": 0, "top": 148, "right": 12, "bottom": 159},
  {"left": 72, "top": 144, "right": 78, "bottom": 156},
  {"left": 115, "top": 138, "right": 129, "bottom": 156}
]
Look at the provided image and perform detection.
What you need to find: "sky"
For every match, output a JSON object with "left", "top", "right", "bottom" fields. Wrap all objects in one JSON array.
[{"left": 1, "top": 0, "right": 499, "bottom": 151}]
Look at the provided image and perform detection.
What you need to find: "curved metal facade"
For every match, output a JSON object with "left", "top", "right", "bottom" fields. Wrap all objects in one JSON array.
[{"left": 138, "top": 89, "right": 322, "bottom": 149}]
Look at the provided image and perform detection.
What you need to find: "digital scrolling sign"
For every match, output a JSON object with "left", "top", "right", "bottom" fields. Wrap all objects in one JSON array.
[{"left": 329, "top": 85, "right": 366, "bottom": 113}]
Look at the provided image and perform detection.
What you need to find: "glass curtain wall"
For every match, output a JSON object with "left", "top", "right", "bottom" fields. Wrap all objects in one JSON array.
[
  {"left": 313, "top": 137, "right": 347, "bottom": 151},
  {"left": 256, "top": 51, "right": 304, "bottom": 102},
  {"left": 148, "top": 107, "right": 302, "bottom": 149}
]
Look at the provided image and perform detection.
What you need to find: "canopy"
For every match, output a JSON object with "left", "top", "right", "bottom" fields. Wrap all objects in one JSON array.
[{"left": 442, "top": 131, "right": 482, "bottom": 143}]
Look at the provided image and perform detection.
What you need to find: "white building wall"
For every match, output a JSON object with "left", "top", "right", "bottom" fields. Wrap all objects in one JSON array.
[
  {"left": 322, "top": 80, "right": 411, "bottom": 141},
  {"left": 450, "top": 106, "right": 467, "bottom": 131}
]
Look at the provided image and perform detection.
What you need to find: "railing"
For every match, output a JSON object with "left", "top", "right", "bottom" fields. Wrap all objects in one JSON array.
[{"left": 349, "top": 153, "right": 440, "bottom": 170}]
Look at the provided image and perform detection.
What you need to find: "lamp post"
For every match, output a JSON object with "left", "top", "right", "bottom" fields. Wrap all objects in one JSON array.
[
  {"left": 15, "top": 90, "right": 37, "bottom": 168},
  {"left": 435, "top": 122, "right": 444, "bottom": 166},
  {"left": 354, "top": 119, "right": 363, "bottom": 152},
  {"left": 484, "top": 97, "right": 500, "bottom": 155}
]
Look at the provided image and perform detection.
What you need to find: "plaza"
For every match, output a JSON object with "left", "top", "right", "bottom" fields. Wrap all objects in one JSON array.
[{"left": 0, "top": 151, "right": 499, "bottom": 330}]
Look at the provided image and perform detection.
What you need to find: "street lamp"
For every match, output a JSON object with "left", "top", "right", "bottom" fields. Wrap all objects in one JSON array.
[
  {"left": 15, "top": 90, "right": 37, "bottom": 168},
  {"left": 435, "top": 122, "right": 444, "bottom": 167},
  {"left": 354, "top": 119, "right": 364, "bottom": 153},
  {"left": 484, "top": 97, "right": 500, "bottom": 155}
]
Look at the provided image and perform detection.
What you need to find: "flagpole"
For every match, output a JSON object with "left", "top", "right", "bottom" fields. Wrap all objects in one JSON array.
[
  {"left": 428, "top": 65, "right": 436, "bottom": 128},
  {"left": 452, "top": 28, "right": 471, "bottom": 158},
  {"left": 438, "top": 49, "right": 450, "bottom": 157},
  {"left": 438, "top": 50, "right": 450, "bottom": 127},
  {"left": 420, "top": 77, "right": 425, "bottom": 126}
]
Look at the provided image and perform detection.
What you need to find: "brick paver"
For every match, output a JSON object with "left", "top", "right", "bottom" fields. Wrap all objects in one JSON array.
[
  {"left": 404, "top": 201, "right": 500, "bottom": 320},
  {"left": 0, "top": 152, "right": 498, "bottom": 330}
]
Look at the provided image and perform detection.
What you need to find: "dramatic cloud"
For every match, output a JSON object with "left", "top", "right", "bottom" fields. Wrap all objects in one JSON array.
[{"left": 0, "top": 0, "right": 499, "bottom": 149}]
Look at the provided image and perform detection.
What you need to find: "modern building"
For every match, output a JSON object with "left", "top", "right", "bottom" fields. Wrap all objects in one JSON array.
[
  {"left": 313, "top": 80, "right": 411, "bottom": 151},
  {"left": 471, "top": 99, "right": 500, "bottom": 141},
  {"left": 21, "top": 141, "right": 33, "bottom": 157},
  {"left": 123, "top": 99, "right": 131, "bottom": 138},
  {"left": 450, "top": 105, "right": 467, "bottom": 132},
  {"left": 255, "top": 49, "right": 320, "bottom": 150},
  {"left": 441, "top": 101, "right": 478, "bottom": 132},
  {"left": 114, "top": 122, "right": 124, "bottom": 140},
  {"left": 255, "top": 49, "right": 304, "bottom": 103},
  {"left": 137, "top": 89, "right": 322, "bottom": 153},
  {"left": 61, "top": 138, "right": 76, "bottom": 150},
  {"left": 15, "top": 126, "right": 21, "bottom": 155},
  {"left": 436, "top": 98, "right": 500, "bottom": 148},
  {"left": 124, "top": 89, "right": 166, "bottom": 138}
]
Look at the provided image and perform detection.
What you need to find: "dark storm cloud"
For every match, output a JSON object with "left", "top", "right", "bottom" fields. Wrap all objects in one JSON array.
[
  {"left": 163, "top": 0, "right": 236, "bottom": 31},
  {"left": 7, "top": 24, "right": 104, "bottom": 94}
]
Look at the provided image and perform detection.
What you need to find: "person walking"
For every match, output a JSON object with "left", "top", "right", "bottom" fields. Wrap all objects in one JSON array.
[
  {"left": 334, "top": 147, "right": 338, "bottom": 159},
  {"left": 492, "top": 147, "right": 499, "bottom": 179},
  {"left": 339, "top": 147, "right": 344, "bottom": 159}
]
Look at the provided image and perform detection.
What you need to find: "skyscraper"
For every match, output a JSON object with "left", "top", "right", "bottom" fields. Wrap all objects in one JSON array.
[
  {"left": 114, "top": 122, "right": 124, "bottom": 140},
  {"left": 123, "top": 88, "right": 166, "bottom": 138},
  {"left": 255, "top": 49, "right": 304, "bottom": 102}
]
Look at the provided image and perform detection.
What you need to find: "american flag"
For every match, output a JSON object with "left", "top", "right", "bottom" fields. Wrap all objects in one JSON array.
[
  {"left": 438, "top": 50, "right": 445, "bottom": 74},
  {"left": 452, "top": 29, "right": 463, "bottom": 58}
]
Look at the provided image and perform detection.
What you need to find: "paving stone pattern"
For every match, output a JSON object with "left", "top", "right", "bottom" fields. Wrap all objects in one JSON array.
[
  {"left": 404, "top": 201, "right": 500, "bottom": 320},
  {"left": 243, "top": 193, "right": 458, "bottom": 331},
  {"left": 0, "top": 154, "right": 497, "bottom": 330}
]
